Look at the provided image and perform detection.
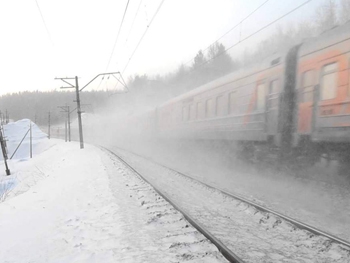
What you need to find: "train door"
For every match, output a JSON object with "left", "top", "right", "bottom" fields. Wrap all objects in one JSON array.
[
  {"left": 297, "top": 70, "right": 315, "bottom": 134},
  {"left": 266, "top": 79, "right": 279, "bottom": 134},
  {"left": 313, "top": 60, "right": 343, "bottom": 139}
]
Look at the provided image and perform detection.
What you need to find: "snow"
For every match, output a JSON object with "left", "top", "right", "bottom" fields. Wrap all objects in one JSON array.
[
  {"left": 113, "top": 148, "right": 350, "bottom": 263},
  {"left": 1, "top": 119, "right": 52, "bottom": 161},
  {"left": 0, "top": 120, "right": 227, "bottom": 262},
  {"left": 100, "top": 138, "right": 350, "bottom": 244}
]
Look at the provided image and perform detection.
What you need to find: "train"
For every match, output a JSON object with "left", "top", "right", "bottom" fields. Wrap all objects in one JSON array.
[{"left": 119, "top": 22, "right": 350, "bottom": 166}]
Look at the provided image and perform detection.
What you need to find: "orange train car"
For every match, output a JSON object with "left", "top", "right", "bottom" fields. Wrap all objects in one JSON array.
[{"left": 153, "top": 22, "right": 350, "bottom": 163}]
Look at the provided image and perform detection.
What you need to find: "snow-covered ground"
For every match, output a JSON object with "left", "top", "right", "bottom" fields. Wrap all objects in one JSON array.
[
  {"left": 114, "top": 148, "right": 350, "bottom": 263},
  {"left": 0, "top": 120, "right": 227, "bottom": 262},
  {"left": 100, "top": 138, "right": 350, "bottom": 243}
]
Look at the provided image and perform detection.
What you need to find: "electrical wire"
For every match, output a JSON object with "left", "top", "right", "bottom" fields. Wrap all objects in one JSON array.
[
  {"left": 191, "top": 0, "right": 313, "bottom": 73},
  {"left": 34, "top": 0, "right": 54, "bottom": 45},
  {"left": 106, "top": 0, "right": 131, "bottom": 71},
  {"left": 122, "top": 0, "right": 166, "bottom": 74},
  {"left": 184, "top": 0, "right": 270, "bottom": 66},
  {"left": 125, "top": 0, "right": 143, "bottom": 45}
]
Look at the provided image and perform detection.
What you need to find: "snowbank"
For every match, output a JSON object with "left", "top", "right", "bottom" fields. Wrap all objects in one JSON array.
[
  {"left": 0, "top": 119, "right": 55, "bottom": 201},
  {"left": 0, "top": 139, "right": 226, "bottom": 262},
  {"left": 1, "top": 119, "right": 51, "bottom": 161}
]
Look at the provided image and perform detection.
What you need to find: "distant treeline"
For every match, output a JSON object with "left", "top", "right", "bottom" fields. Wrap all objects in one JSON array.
[
  {"left": 121, "top": 0, "right": 350, "bottom": 112},
  {"left": 0, "top": 90, "right": 111, "bottom": 125},
  {"left": 2, "top": 0, "right": 350, "bottom": 123}
]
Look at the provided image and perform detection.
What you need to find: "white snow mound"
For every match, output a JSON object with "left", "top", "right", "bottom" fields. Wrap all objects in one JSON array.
[{"left": 1, "top": 119, "right": 50, "bottom": 160}]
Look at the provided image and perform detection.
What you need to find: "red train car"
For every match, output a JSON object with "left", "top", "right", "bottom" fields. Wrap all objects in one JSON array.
[
  {"left": 155, "top": 22, "right": 350, "bottom": 163},
  {"left": 294, "top": 24, "right": 350, "bottom": 160}
]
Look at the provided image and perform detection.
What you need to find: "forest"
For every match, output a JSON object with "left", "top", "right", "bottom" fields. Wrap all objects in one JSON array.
[{"left": 0, "top": 0, "right": 349, "bottom": 125}]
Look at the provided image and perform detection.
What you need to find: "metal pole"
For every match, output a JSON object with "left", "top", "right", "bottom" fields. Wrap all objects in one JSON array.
[
  {"left": 75, "top": 76, "right": 84, "bottom": 149},
  {"left": 1, "top": 123, "right": 7, "bottom": 155},
  {"left": 65, "top": 119, "right": 67, "bottom": 142},
  {"left": 48, "top": 111, "right": 51, "bottom": 139},
  {"left": 0, "top": 128, "right": 10, "bottom": 175},
  {"left": 68, "top": 106, "right": 71, "bottom": 142},
  {"left": 10, "top": 128, "right": 30, "bottom": 159},
  {"left": 30, "top": 121, "right": 32, "bottom": 158}
]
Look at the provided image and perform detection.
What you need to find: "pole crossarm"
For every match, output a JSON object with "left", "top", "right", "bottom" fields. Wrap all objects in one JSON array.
[
  {"left": 58, "top": 106, "right": 69, "bottom": 112},
  {"left": 80, "top": 72, "right": 122, "bottom": 91},
  {"left": 54, "top": 72, "right": 127, "bottom": 150},
  {"left": 55, "top": 77, "right": 75, "bottom": 89},
  {"left": 112, "top": 73, "right": 128, "bottom": 91}
]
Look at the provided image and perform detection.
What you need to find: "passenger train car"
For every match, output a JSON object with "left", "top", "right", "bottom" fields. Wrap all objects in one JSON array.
[{"left": 129, "top": 22, "right": 350, "bottom": 164}]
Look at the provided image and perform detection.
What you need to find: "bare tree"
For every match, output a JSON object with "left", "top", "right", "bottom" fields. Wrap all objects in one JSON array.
[
  {"left": 315, "top": 0, "right": 338, "bottom": 33},
  {"left": 339, "top": 0, "right": 350, "bottom": 24}
]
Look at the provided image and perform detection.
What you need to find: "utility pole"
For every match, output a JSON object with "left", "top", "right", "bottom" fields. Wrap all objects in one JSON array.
[
  {"left": 0, "top": 127, "right": 10, "bottom": 175},
  {"left": 55, "top": 72, "right": 127, "bottom": 149},
  {"left": 64, "top": 119, "right": 67, "bottom": 142},
  {"left": 30, "top": 121, "right": 32, "bottom": 158},
  {"left": 68, "top": 106, "right": 71, "bottom": 142},
  {"left": 75, "top": 76, "right": 84, "bottom": 149},
  {"left": 58, "top": 105, "right": 74, "bottom": 142},
  {"left": 48, "top": 111, "right": 51, "bottom": 139}
]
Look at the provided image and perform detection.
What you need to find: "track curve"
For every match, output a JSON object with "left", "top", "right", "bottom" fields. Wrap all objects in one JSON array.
[{"left": 104, "top": 147, "right": 244, "bottom": 263}]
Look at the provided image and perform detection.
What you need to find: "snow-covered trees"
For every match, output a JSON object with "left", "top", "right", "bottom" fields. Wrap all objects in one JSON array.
[
  {"left": 315, "top": 0, "right": 338, "bottom": 33},
  {"left": 339, "top": 0, "right": 350, "bottom": 24}
]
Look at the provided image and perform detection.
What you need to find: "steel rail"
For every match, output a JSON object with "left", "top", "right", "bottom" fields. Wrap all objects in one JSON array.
[
  {"left": 109, "top": 146, "right": 350, "bottom": 248},
  {"left": 103, "top": 147, "right": 245, "bottom": 263}
]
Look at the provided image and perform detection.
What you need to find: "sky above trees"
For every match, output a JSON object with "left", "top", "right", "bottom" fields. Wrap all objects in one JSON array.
[{"left": 0, "top": 0, "right": 348, "bottom": 96}]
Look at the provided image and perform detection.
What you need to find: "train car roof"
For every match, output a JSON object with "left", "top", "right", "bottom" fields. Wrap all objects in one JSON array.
[
  {"left": 158, "top": 50, "right": 288, "bottom": 108},
  {"left": 298, "top": 21, "right": 350, "bottom": 58}
]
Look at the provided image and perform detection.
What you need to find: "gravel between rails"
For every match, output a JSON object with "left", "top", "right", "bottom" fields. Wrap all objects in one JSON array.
[
  {"left": 104, "top": 150, "right": 229, "bottom": 263},
  {"left": 111, "top": 147, "right": 350, "bottom": 263}
]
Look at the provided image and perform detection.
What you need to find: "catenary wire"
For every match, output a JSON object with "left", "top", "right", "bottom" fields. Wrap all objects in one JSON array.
[
  {"left": 190, "top": 0, "right": 313, "bottom": 73},
  {"left": 184, "top": 0, "right": 270, "bottom": 66},
  {"left": 125, "top": 0, "right": 143, "bottom": 45},
  {"left": 34, "top": 0, "right": 54, "bottom": 45},
  {"left": 122, "top": 0, "right": 166, "bottom": 74},
  {"left": 106, "top": 0, "right": 131, "bottom": 71}
]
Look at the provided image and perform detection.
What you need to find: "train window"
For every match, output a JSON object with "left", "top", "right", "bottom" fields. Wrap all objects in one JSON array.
[
  {"left": 197, "top": 102, "right": 204, "bottom": 119},
  {"left": 301, "top": 70, "right": 315, "bottom": 102},
  {"left": 229, "top": 91, "right": 237, "bottom": 114},
  {"left": 256, "top": 83, "right": 266, "bottom": 111},
  {"left": 189, "top": 104, "right": 196, "bottom": 120},
  {"left": 268, "top": 80, "right": 279, "bottom": 108},
  {"left": 321, "top": 63, "right": 338, "bottom": 100},
  {"left": 216, "top": 95, "right": 226, "bottom": 116},
  {"left": 206, "top": 99, "right": 214, "bottom": 118},
  {"left": 269, "top": 80, "right": 279, "bottom": 94},
  {"left": 182, "top": 106, "right": 189, "bottom": 122}
]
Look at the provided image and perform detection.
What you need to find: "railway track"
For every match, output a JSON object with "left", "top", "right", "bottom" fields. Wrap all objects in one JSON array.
[
  {"left": 104, "top": 146, "right": 350, "bottom": 262},
  {"left": 105, "top": 147, "right": 244, "bottom": 263}
]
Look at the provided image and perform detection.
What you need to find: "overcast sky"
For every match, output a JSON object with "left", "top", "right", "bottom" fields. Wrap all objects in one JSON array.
[{"left": 0, "top": 0, "right": 327, "bottom": 95}]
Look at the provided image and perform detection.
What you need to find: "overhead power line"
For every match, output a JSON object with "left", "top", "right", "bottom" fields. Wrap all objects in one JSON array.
[
  {"left": 191, "top": 0, "right": 313, "bottom": 72},
  {"left": 34, "top": 0, "right": 54, "bottom": 45},
  {"left": 184, "top": 0, "right": 270, "bottom": 66},
  {"left": 122, "top": 0, "right": 166, "bottom": 74},
  {"left": 125, "top": 0, "right": 143, "bottom": 44},
  {"left": 106, "top": 0, "right": 131, "bottom": 71}
]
